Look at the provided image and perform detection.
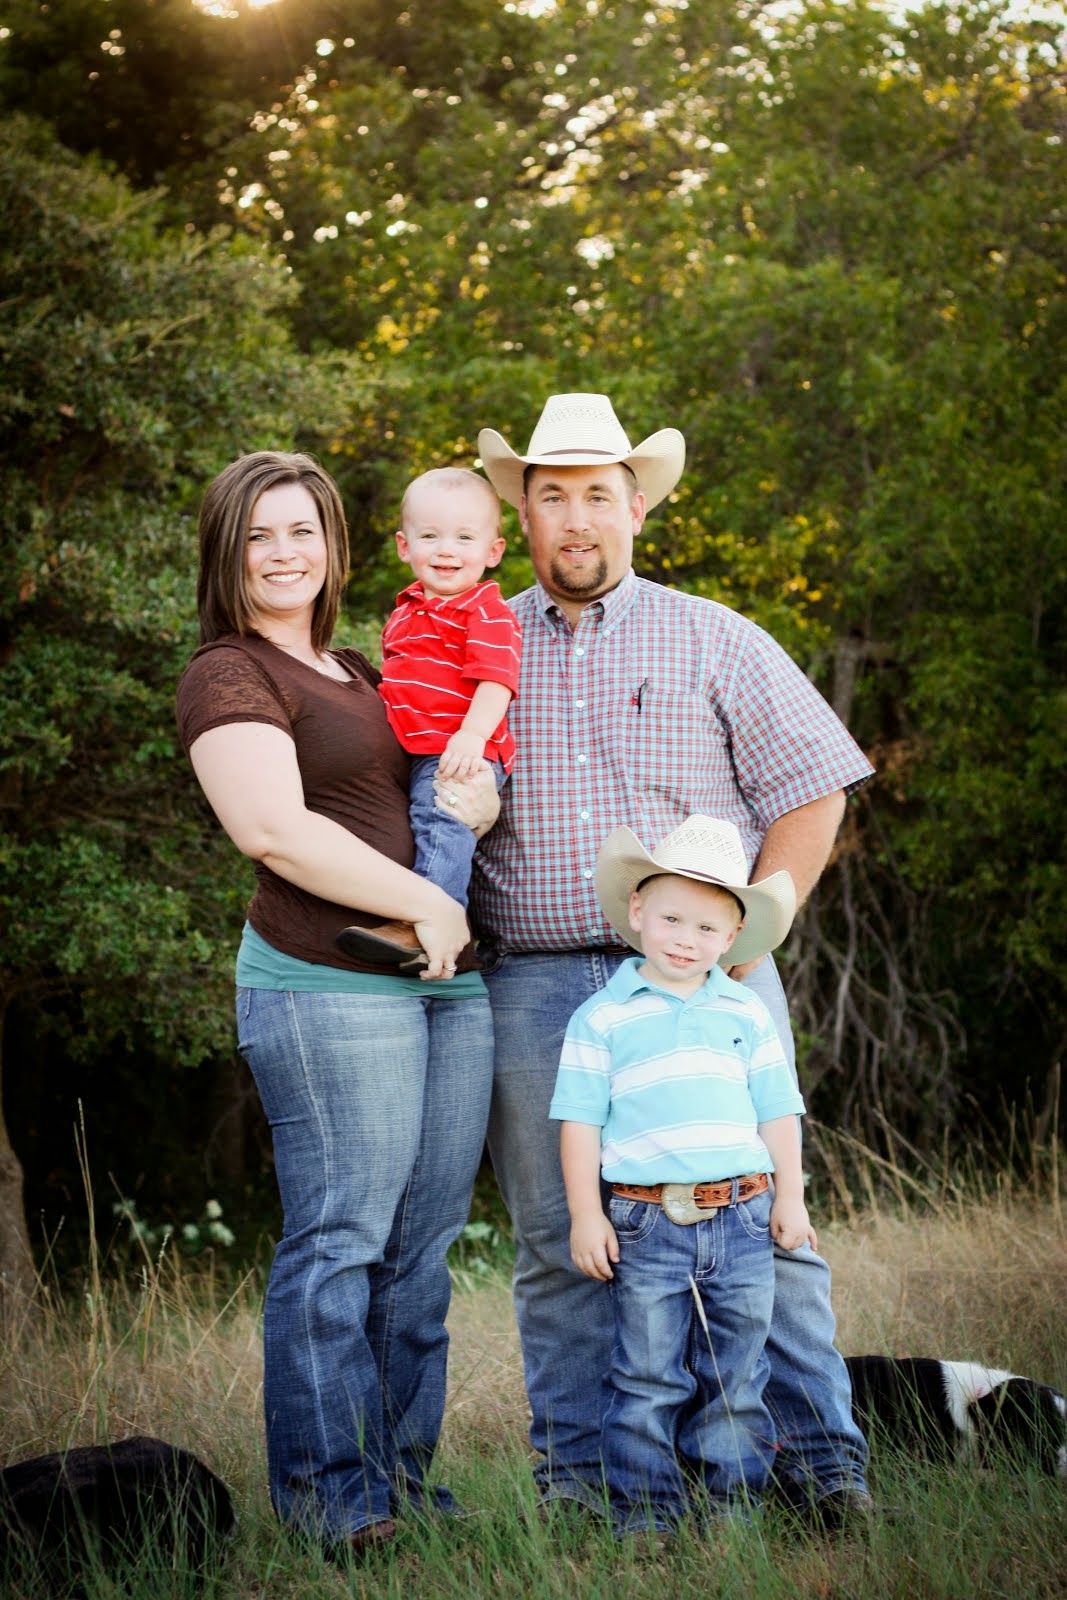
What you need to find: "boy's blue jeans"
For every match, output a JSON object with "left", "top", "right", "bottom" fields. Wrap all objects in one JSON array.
[
  {"left": 409, "top": 755, "right": 507, "bottom": 906},
  {"left": 482, "top": 948, "right": 869, "bottom": 1510},
  {"left": 604, "top": 1185, "right": 776, "bottom": 1532}
]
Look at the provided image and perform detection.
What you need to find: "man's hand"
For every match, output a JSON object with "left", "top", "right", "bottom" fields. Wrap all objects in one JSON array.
[
  {"left": 726, "top": 953, "right": 766, "bottom": 983},
  {"left": 569, "top": 1210, "right": 620, "bottom": 1281}
]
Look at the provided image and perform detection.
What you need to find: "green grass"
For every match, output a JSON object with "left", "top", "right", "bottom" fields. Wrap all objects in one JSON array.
[{"left": 1, "top": 1136, "right": 1064, "bottom": 1598}]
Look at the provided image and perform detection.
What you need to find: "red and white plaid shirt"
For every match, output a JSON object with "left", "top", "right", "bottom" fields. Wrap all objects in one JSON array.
[
  {"left": 379, "top": 578, "right": 522, "bottom": 772},
  {"left": 470, "top": 569, "right": 873, "bottom": 951}
]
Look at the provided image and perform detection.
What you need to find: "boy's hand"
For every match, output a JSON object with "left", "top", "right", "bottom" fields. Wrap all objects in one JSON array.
[
  {"left": 438, "top": 731, "right": 487, "bottom": 779},
  {"left": 770, "top": 1194, "right": 817, "bottom": 1253},
  {"left": 569, "top": 1211, "right": 620, "bottom": 1281}
]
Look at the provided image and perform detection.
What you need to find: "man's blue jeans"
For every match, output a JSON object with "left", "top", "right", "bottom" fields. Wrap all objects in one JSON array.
[
  {"left": 482, "top": 949, "right": 869, "bottom": 1507},
  {"left": 237, "top": 986, "right": 493, "bottom": 1538},
  {"left": 409, "top": 755, "right": 507, "bottom": 907},
  {"left": 606, "top": 1185, "right": 777, "bottom": 1531}
]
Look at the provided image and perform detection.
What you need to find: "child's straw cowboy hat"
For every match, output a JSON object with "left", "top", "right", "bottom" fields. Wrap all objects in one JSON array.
[{"left": 595, "top": 815, "right": 797, "bottom": 969}]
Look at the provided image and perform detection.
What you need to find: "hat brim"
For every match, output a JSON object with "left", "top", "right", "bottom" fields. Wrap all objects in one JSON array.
[
  {"left": 477, "top": 427, "right": 685, "bottom": 511},
  {"left": 594, "top": 826, "right": 796, "bottom": 968}
]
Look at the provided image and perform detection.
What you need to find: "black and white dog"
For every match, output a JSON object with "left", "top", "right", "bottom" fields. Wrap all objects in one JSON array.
[{"left": 845, "top": 1355, "right": 1067, "bottom": 1477}]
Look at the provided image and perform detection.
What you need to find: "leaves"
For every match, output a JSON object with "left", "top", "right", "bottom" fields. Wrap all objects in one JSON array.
[{"left": 1, "top": 0, "right": 1065, "bottom": 1157}]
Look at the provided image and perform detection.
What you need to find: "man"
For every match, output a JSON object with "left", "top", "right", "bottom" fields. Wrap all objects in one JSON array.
[{"left": 469, "top": 392, "right": 873, "bottom": 1524}]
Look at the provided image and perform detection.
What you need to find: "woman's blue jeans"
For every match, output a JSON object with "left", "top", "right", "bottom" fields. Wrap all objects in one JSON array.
[{"left": 237, "top": 986, "right": 493, "bottom": 1539}]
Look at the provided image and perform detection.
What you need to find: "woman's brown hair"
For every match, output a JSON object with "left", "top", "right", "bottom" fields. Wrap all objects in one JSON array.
[{"left": 196, "top": 452, "right": 350, "bottom": 650}]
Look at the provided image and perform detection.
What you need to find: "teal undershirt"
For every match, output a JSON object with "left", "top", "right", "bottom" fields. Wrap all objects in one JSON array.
[{"left": 235, "top": 922, "right": 486, "bottom": 999}]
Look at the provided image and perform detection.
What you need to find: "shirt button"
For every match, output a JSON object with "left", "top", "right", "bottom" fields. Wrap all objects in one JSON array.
[
  {"left": 580, "top": 810, "right": 590, "bottom": 820},
  {"left": 583, "top": 870, "right": 593, "bottom": 879},
  {"left": 575, "top": 646, "right": 585, "bottom": 657},
  {"left": 576, "top": 754, "right": 587, "bottom": 763},
  {"left": 575, "top": 699, "right": 585, "bottom": 709}
]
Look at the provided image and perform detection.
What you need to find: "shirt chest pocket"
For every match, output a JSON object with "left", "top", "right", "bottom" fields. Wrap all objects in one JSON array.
[{"left": 621, "top": 687, "right": 734, "bottom": 806}]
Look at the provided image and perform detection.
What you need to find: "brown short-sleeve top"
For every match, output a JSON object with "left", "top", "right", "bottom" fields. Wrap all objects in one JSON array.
[{"left": 176, "top": 633, "right": 443, "bottom": 972}]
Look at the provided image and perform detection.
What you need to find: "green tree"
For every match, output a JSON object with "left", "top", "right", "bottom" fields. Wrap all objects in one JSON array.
[
  {"left": 2, "top": 0, "right": 1064, "bottom": 1211},
  {"left": 0, "top": 114, "right": 350, "bottom": 1302}
]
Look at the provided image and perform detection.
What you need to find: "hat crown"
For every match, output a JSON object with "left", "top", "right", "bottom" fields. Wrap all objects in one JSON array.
[
  {"left": 649, "top": 816, "right": 748, "bottom": 884},
  {"left": 477, "top": 391, "right": 686, "bottom": 510},
  {"left": 525, "top": 393, "right": 634, "bottom": 459}
]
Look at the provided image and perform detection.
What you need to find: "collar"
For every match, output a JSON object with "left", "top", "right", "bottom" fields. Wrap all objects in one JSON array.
[
  {"left": 394, "top": 578, "right": 493, "bottom": 609},
  {"left": 606, "top": 954, "right": 733, "bottom": 1004},
  {"left": 532, "top": 567, "right": 641, "bottom": 630}
]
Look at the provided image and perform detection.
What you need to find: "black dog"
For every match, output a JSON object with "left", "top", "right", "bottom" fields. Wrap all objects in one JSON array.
[
  {"left": 845, "top": 1355, "right": 1067, "bottom": 1477},
  {"left": 0, "top": 1435, "right": 235, "bottom": 1595}
]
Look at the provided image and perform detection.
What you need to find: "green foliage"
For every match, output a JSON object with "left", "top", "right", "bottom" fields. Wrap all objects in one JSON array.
[
  {"left": 0, "top": 114, "right": 346, "bottom": 1076},
  {"left": 112, "top": 1194, "right": 236, "bottom": 1257},
  {"left": 1, "top": 0, "right": 1065, "bottom": 1236}
]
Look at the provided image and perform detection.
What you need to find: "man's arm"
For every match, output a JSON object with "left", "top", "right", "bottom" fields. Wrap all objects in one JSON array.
[{"left": 727, "top": 789, "right": 845, "bottom": 980}]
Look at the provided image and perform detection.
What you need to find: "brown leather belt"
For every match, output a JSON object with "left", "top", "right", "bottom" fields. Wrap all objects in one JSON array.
[{"left": 612, "top": 1172, "right": 769, "bottom": 1210}]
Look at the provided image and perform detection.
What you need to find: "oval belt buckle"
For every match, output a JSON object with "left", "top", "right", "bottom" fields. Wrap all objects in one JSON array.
[{"left": 661, "top": 1183, "right": 715, "bottom": 1226}]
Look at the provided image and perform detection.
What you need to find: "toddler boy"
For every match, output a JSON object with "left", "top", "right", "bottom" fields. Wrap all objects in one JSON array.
[
  {"left": 338, "top": 467, "right": 521, "bottom": 968},
  {"left": 550, "top": 814, "right": 811, "bottom": 1532}
]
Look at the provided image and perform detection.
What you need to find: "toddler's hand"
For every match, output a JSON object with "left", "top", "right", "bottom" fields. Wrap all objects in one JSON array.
[
  {"left": 569, "top": 1212, "right": 620, "bottom": 1281},
  {"left": 438, "top": 731, "right": 487, "bottom": 779},
  {"left": 770, "top": 1195, "right": 817, "bottom": 1253}
]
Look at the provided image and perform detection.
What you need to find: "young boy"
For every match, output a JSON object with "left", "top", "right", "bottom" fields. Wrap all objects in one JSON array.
[
  {"left": 549, "top": 814, "right": 810, "bottom": 1533},
  {"left": 337, "top": 467, "right": 521, "bottom": 969}
]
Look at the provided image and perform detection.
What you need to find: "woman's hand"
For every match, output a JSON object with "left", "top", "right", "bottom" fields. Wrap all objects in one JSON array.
[
  {"left": 413, "top": 892, "right": 472, "bottom": 981},
  {"left": 432, "top": 761, "right": 501, "bottom": 839}
]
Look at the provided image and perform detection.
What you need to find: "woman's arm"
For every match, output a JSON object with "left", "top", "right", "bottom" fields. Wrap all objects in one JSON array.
[{"left": 189, "top": 720, "right": 469, "bottom": 977}]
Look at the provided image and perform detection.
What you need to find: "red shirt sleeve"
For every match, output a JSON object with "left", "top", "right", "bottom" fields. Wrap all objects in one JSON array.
[{"left": 460, "top": 584, "right": 522, "bottom": 695}]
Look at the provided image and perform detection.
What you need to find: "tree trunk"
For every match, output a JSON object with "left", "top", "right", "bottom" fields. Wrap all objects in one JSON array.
[{"left": 0, "top": 997, "right": 39, "bottom": 1325}]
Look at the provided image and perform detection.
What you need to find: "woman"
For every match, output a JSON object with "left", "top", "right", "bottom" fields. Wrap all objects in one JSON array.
[{"left": 176, "top": 452, "right": 497, "bottom": 1555}]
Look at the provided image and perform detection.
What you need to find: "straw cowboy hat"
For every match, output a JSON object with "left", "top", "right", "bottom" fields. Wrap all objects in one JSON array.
[
  {"left": 477, "top": 392, "right": 686, "bottom": 511},
  {"left": 595, "top": 815, "right": 797, "bottom": 969}
]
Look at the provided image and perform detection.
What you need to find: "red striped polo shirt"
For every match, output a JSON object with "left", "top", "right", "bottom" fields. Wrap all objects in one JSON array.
[{"left": 379, "top": 578, "right": 522, "bottom": 772}]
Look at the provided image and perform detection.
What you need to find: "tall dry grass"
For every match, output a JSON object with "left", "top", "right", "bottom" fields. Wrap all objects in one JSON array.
[{"left": 1, "top": 1133, "right": 1064, "bottom": 1598}]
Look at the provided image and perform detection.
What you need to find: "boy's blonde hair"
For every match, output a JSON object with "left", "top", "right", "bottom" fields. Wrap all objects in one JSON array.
[{"left": 635, "top": 873, "right": 746, "bottom": 924}]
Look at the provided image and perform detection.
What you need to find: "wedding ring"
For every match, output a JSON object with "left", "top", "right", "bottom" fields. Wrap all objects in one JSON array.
[{"left": 446, "top": 792, "right": 458, "bottom": 805}]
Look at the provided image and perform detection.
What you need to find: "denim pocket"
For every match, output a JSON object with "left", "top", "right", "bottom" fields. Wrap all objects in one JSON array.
[
  {"left": 608, "top": 1196, "right": 659, "bottom": 1244},
  {"left": 475, "top": 942, "right": 507, "bottom": 978},
  {"left": 734, "top": 1187, "right": 772, "bottom": 1241}
]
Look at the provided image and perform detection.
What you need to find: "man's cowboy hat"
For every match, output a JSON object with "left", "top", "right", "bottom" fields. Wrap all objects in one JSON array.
[
  {"left": 595, "top": 815, "right": 797, "bottom": 969},
  {"left": 477, "top": 392, "right": 685, "bottom": 511}
]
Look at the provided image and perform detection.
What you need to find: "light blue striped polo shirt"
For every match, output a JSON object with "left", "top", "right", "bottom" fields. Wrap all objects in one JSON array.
[{"left": 549, "top": 957, "right": 805, "bottom": 1184}]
